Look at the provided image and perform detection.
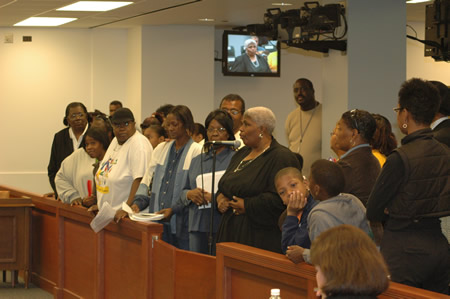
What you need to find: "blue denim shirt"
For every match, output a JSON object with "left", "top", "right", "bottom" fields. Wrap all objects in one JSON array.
[
  {"left": 179, "top": 147, "right": 235, "bottom": 233},
  {"left": 159, "top": 143, "right": 186, "bottom": 210}
]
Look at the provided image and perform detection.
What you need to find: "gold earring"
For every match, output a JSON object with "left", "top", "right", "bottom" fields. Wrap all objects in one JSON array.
[{"left": 402, "top": 123, "right": 407, "bottom": 129}]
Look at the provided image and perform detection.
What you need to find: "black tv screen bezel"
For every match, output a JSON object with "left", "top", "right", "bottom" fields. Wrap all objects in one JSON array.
[{"left": 222, "top": 30, "right": 281, "bottom": 77}]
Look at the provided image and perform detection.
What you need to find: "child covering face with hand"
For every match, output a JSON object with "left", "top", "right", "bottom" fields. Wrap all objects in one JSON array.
[{"left": 275, "top": 167, "right": 318, "bottom": 256}]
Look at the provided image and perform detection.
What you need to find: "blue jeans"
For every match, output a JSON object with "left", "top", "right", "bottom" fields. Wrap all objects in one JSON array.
[
  {"left": 161, "top": 222, "right": 189, "bottom": 250},
  {"left": 189, "top": 231, "right": 216, "bottom": 255}
]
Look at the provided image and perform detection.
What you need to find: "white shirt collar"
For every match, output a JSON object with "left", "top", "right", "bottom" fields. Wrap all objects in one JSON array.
[
  {"left": 430, "top": 116, "right": 449, "bottom": 130},
  {"left": 69, "top": 124, "right": 88, "bottom": 150}
]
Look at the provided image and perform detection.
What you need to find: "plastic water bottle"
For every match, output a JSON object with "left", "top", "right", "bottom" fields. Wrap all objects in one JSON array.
[{"left": 269, "top": 288, "right": 281, "bottom": 299}]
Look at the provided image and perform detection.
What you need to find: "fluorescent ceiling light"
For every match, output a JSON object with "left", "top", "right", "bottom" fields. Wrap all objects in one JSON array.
[
  {"left": 406, "top": 0, "right": 432, "bottom": 3},
  {"left": 14, "top": 17, "right": 77, "bottom": 26},
  {"left": 57, "top": 1, "right": 133, "bottom": 12},
  {"left": 198, "top": 18, "right": 214, "bottom": 22},
  {"left": 272, "top": 2, "right": 293, "bottom": 6}
]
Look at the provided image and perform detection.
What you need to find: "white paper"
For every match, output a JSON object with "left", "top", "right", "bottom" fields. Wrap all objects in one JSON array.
[
  {"left": 122, "top": 201, "right": 133, "bottom": 214},
  {"left": 195, "top": 170, "right": 225, "bottom": 209},
  {"left": 130, "top": 213, "right": 164, "bottom": 222},
  {"left": 90, "top": 202, "right": 115, "bottom": 233},
  {"left": 122, "top": 202, "right": 164, "bottom": 222}
]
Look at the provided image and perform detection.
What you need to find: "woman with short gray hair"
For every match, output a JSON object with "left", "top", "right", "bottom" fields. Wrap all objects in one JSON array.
[
  {"left": 216, "top": 106, "right": 300, "bottom": 253},
  {"left": 243, "top": 106, "right": 276, "bottom": 135}
]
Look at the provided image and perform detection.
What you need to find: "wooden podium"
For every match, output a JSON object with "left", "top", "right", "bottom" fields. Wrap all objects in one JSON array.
[{"left": 0, "top": 195, "right": 33, "bottom": 288}]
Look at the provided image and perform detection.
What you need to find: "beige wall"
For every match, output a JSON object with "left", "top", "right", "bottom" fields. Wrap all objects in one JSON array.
[
  {"left": 141, "top": 25, "right": 215, "bottom": 124},
  {"left": 0, "top": 28, "right": 128, "bottom": 193}
]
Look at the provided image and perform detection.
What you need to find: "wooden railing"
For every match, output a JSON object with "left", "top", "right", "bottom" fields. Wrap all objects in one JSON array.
[
  {"left": 216, "top": 242, "right": 316, "bottom": 299},
  {"left": 0, "top": 195, "right": 33, "bottom": 288},
  {"left": 2, "top": 185, "right": 163, "bottom": 299},
  {"left": 152, "top": 239, "right": 216, "bottom": 299},
  {"left": 2, "top": 184, "right": 449, "bottom": 299},
  {"left": 215, "top": 242, "right": 450, "bottom": 299}
]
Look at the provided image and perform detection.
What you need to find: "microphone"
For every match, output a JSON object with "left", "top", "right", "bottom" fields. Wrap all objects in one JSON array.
[{"left": 205, "top": 140, "right": 241, "bottom": 148}]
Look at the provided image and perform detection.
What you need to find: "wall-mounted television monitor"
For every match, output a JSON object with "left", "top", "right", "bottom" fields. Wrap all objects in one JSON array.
[{"left": 222, "top": 30, "right": 280, "bottom": 77}]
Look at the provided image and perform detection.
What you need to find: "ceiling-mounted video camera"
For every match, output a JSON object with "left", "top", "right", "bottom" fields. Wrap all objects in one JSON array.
[
  {"left": 406, "top": 0, "right": 449, "bottom": 62},
  {"left": 425, "top": 0, "right": 449, "bottom": 62},
  {"left": 301, "top": 2, "right": 343, "bottom": 36},
  {"left": 244, "top": 1, "right": 347, "bottom": 53}
]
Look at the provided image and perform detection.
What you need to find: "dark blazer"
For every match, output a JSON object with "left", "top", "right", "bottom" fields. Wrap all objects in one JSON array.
[
  {"left": 229, "top": 54, "right": 271, "bottom": 73},
  {"left": 433, "top": 118, "right": 450, "bottom": 147},
  {"left": 338, "top": 146, "right": 381, "bottom": 206},
  {"left": 47, "top": 127, "right": 75, "bottom": 195}
]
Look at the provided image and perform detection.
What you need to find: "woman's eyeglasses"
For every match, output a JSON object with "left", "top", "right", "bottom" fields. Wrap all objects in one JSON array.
[
  {"left": 69, "top": 112, "right": 86, "bottom": 120},
  {"left": 207, "top": 127, "right": 227, "bottom": 134}
]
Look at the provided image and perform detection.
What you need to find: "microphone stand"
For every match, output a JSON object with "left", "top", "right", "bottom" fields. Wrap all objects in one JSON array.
[{"left": 208, "top": 145, "right": 217, "bottom": 255}]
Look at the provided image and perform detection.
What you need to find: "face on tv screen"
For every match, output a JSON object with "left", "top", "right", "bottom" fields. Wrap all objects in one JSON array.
[{"left": 225, "top": 33, "right": 279, "bottom": 75}]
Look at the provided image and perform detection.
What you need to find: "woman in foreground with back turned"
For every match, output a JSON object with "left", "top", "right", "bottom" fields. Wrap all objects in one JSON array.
[
  {"left": 215, "top": 106, "right": 299, "bottom": 253},
  {"left": 310, "top": 224, "right": 389, "bottom": 299}
]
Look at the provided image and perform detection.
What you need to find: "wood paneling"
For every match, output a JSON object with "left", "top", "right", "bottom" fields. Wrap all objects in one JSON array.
[
  {"left": 31, "top": 203, "right": 58, "bottom": 290},
  {"left": 152, "top": 240, "right": 216, "bottom": 299},
  {"left": 216, "top": 242, "right": 450, "bottom": 299},
  {"left": 0, "top": 196, "right": 33, "bottom": 288},
  {"left": 216, "top": 242, "right": 316, "bottom": 299},
  {"left": 104, "top": 231, "right": 143, "bottom": 299},
  {"left": 0, "top": 215, "right": 16, "bottom": 263},
  {"left": 1, "top": 185, "right": 163, "bottom": 299},
  {"left": 152, "top": 240, "right": 175, "bottom": 299},
  {"left": 174, "top": 247, "right": 216, "bottom": 298},
  {"left": 63, "top": 219, "right": 96, "bottom": 298}
]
